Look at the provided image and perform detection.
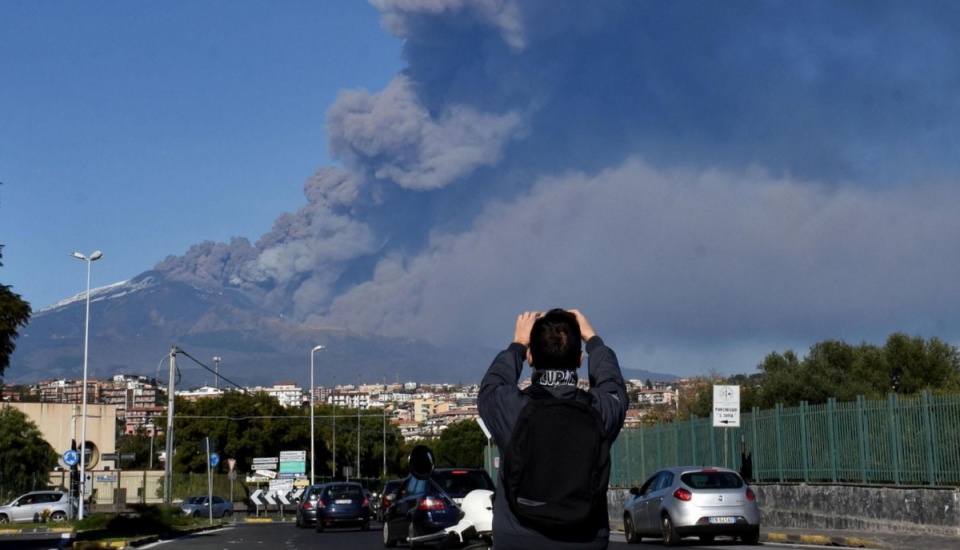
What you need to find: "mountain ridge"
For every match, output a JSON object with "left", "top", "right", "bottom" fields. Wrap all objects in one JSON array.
[{"left": 9, "top": 270, "right": 676, "bottom": 388}]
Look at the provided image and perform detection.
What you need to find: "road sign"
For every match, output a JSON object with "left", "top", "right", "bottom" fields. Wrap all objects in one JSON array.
[
  {"left": 62, "top": 450, "right": 80, "bottom": 467},
  {"left": 713, "top": 385, "right": 741, "bottom": 427},
  {"left": 210, "top": 453, "right": 220, "bottom": 468},
  {"left": 227, "top": 458, "right": 236, "bottom": 472},
  {"left": 120, "top": 453, "right": 136, "bottom": 461},
  {"left": 101, "top": 453, "right": 119, "bottom": 461}
]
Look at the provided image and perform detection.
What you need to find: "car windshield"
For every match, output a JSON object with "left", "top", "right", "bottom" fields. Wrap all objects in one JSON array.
[
  {"left": 434, "top": 470, "right": 493, "bottom": 495},
  {"left": 184, "top": 496, "right": 204, "bottom": 505},
  {"left": 680, "top": 471, "right": 744, "bottom": 489}
]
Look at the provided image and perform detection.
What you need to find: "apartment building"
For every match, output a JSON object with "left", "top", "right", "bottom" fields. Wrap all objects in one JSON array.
[{"left": 100, "top": 375, "right": 163, "bottom": 419}]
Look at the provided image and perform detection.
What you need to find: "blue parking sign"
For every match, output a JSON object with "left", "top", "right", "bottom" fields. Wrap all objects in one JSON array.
[
  {"left": 63, "top": 449, "right": 79, "bottom": 467},
  {"left": 210, "top": 452, "right": 220, "bottom": 468}
]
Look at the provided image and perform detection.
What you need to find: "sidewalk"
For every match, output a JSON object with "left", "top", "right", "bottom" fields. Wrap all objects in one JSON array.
[{"left": 760, "top": 527, "right": 960, "bottom": 549}]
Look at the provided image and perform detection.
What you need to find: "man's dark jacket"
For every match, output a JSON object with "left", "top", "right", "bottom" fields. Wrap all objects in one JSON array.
[{"left": 478, "top": 336, "right": 628, "bottom": 550}]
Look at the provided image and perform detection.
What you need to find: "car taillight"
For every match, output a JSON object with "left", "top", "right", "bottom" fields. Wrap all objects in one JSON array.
[
  {"left": 673, "top": 488, "right": 693, "bottom": 501},
  {"left": 316, "top": 500, "right": 325, "bottom": 509},
  {"left": 303, "top": 502, "right": 313, "bottom": 510},
  {"left": 362, "top": 498, "right": 369, "bottom": 506},
  {"left": 746, "top": 488, "right": 756, "bottom": 501},
  {"left": 418, "top": 496, "right": 445, "bottom": 511}
]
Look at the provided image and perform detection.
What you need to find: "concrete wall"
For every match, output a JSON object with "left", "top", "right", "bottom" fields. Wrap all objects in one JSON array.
[
  {"left": 608, "top": 483, "right": 960, "bottom": 537},
  {"left": 6, "top": 402, "right": 117, "bottom": 469},
  {"left": 753, "top": 483, "right": 960, "bottom": 537}
]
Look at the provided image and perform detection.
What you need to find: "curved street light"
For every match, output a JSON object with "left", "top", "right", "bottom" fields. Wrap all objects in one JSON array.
[
  {"left": 69, "top": 250, "right": 102, "bottom": 520},
  {"left": 309, "top": 345, "right": 325, "bottom": 484}
]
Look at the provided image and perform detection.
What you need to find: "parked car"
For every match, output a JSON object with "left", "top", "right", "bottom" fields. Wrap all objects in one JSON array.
[
  {"left": 622, "top": 466, "right": 760, "bottom": 545},
  {"left": 377, "top": 479, "right": 404, "bottom": 522},
  {"left": 382, "top": 467, "right": 495, "bottom": 548},
  {"left": 314, "top": 482, "right": 371, "bottom": 533},
  {"left": 295, "top": 484, "right": 324, "bottom": 528},
  {"left": 0, "top": 490, "right": 76, "bottom": 524},
  {"left": 179, "top": 495, "right": 233, "bottom": 518}
]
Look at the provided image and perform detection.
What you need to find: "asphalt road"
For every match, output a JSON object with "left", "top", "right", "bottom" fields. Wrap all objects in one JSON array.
[{"left": 0, "top": 522, "right": 817, "bottom": 550}]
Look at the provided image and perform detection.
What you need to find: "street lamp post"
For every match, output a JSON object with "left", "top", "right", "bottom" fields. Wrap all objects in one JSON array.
[
  {"left": 309, "top": 345, "right": 325, "bottom": 485},
  {"left": 69, "top": 250, "right": 102, "bottom": 520}
]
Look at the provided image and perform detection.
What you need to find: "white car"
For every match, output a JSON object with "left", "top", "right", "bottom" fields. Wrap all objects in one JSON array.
[
  {"left": 623, "top": 466, "right": 760, "bottom": 545},
  {"left": 0, "top": 491, "right": 77, "bottom": 524}
]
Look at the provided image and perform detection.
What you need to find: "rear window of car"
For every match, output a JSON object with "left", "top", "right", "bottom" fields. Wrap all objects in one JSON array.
[
  {"left": 681, "top": 471, "right": 744, "bottom": 489},
  {"left": 433, "top": 469, "right": 494, "bottom": 494},
  {"left": 324, "top": 485, "right": 363, "bottom": 500}
]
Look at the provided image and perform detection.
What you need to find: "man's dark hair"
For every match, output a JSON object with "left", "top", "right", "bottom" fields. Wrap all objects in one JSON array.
[{"left": 529, "top": 308, "right": 581, "bottom": 370}]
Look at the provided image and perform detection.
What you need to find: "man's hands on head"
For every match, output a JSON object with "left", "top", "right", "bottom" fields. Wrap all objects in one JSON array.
[
  {"left": 513, "top": 311, "right": 541, "bottom": 346},
  {"left": 568, "top": 309, "right": 597, "bottom": 342}
]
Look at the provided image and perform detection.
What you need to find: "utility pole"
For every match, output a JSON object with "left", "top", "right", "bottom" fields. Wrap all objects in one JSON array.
[
  {"left": 357, "top": 375, "right": 361, "bottom": 478},
  {"left": 164, "top": 347, "right": 177, "bottom": 505}
]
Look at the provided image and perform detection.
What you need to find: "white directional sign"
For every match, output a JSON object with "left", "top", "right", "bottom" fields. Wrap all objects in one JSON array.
[
  {"left": 712, "top": 385, "right": 741, "bottom": 427},
  {"left": 249, "top": 489, "right": 265, "bottom": 506}
]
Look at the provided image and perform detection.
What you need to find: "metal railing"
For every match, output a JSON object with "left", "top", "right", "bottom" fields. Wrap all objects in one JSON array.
[{"left": 610, "top": 391, "right": 960, "bottom": 488}]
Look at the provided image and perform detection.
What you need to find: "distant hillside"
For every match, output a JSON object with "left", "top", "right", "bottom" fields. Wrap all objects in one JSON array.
[{"left": 8, "top": 270, "right": 675, "bottom": 388}]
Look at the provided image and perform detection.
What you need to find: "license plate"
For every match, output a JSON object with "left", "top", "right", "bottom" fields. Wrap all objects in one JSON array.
[
  {"left": 709, "top": 516, "right": 736, "bottom": 524},
  {"left": 335, "top": 499, "right": 352, "bottom": 505}
]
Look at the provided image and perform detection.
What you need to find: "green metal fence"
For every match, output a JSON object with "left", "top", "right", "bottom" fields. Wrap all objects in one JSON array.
[{"left": 610, "top": 391, "right": 960, "bottom": 488}]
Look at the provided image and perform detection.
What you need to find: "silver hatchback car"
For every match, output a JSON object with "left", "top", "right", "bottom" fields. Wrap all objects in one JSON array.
[{"left": 623, "top": 466, "right": 760, "bottom": 545}]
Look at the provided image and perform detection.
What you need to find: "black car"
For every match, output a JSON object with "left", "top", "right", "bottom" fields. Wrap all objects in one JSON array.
[
  {"left": 382, "top": 468, "right": 495, "bottom": 548},
  {"left": 377, "top": 479, "right": 404, "bottom": 522},
  {"left": 314, "top": 482, "right": 372, "bottom": 533}
]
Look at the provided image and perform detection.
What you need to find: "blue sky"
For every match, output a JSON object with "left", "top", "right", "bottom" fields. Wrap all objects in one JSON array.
[
  {"left": 4, "top": 1, "right": 960, "bottom": 379},
  {"left": 1, "top": 1, "right": 400, "bottom": 308}
]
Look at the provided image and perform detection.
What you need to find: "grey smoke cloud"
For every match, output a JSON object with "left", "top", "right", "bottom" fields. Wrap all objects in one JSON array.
[
  {"left": 328, "top": 76, "right": 526, "bottom": 190},
  {"left": 159, "top": 2, "right": 960, "bottom": 375}
]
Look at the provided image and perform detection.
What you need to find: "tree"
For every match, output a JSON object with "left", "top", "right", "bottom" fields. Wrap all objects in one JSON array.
[
  {"left": 0, "top": 406, "right": 57, "bottom": 500},
  {"left": 116, "top": 427, "right": 161, "bottom": 470},
  {"left": 435, "top": 419, "right": 486, "bottom": 468},
  {"left": 755, "top": 334, "right": 960, "bottom": 408},
  {"left": 0, "top": 244, "right": 32, "bottom": 378}
]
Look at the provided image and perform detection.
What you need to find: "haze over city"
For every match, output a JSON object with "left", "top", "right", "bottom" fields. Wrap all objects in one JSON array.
[{"left": 4, "top": 1, "right": 960, "bottom": 380}]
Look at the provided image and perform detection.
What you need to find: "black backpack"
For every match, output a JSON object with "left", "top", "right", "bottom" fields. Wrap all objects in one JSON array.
[{"left": 502, "top": 385, "right": 611, "bottom": 535}]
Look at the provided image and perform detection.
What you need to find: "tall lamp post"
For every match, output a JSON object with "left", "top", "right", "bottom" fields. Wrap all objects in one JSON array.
[
  {"left": 309, "top": 345, "right": 325, "bottom": 484},
  {"left": 70, "top": 250, "right": 102, "bottom": 520}
]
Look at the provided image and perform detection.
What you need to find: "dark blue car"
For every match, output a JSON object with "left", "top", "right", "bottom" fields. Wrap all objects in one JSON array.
[
  {"left": 382, "top": 468, "right": 495, "bottom": 548},
  {"left": 314, "top": 482, "right": 371, "bottom": 533}
]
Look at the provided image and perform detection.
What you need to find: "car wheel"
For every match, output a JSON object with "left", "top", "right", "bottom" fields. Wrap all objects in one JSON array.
[
  {"left": 315, "top": 518, "right": 325, "bottom": 533},
  {"left": 50, "top": 511, "right": 67, "bottom": 522},
  {"left": 623, "top": 513, "right": 641, "bottom": 544},
  {"left": 699, "top": 534, "right": 715, "bottom": 543},
  {"left": 295, "top": 514, "right": 301, "bottom": 528},
  {"left": 222, "top": 510, "right": 231, "bottom": 519},
  {"left": 192, "top": 511, "right": 201, "bottom": 518},
  {"left": 382, "top": 521, "right": 396, "bottom": 547},
  {"left": 408, "top": 521, "right": 423, "bottom": 549},
  {"left": 741, "top": 527, "right": 760, "bottom": 545},
  {"left": 661, "top": 514, "right": 681, "bottom": 547}
]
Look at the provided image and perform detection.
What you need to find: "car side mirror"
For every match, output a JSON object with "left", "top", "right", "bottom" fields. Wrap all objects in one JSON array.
[
  {"left": 629, "top": 487, "right": 639, "bottom": 496},
  {"left": 408, "top": 445, "right": 435, "bottom": 480}
]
